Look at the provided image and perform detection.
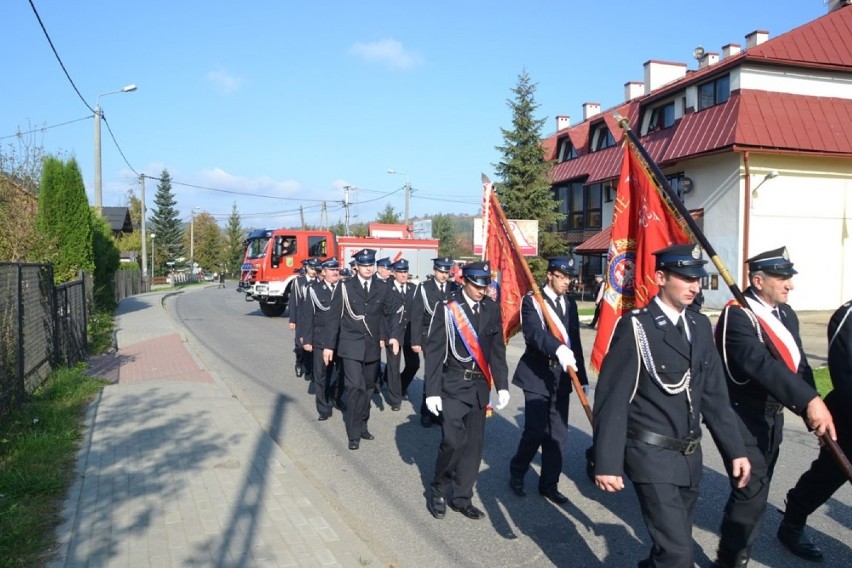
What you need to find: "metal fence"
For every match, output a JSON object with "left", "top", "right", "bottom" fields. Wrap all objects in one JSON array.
[{"left": 0, "top": 263, "right": 90, "bottom": 419}]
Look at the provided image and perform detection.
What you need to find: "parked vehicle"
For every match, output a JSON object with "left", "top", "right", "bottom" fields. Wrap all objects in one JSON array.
[{"left": 239, "top": 225, "right": 439, "bottom": 317}]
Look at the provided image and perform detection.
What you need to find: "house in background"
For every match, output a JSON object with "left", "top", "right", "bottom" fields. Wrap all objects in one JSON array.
[
  {"left": 101, "top": 206, "right": 133, "bottom": 239},
  {"left": 543, "top": 1, "right": 852, "bottom": 310}
]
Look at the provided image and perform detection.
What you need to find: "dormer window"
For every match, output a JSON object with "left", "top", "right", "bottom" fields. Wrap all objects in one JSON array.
[
  {"left": 644, "top": 101, "right": 676, "bottom": 134},
  {"left": 557, "top": 137, "right": 577, "bottom": 162},
  {"left": 698, "top": 74, "right": 730, "bottom": 110},
  {"left": 590, "top": 123, "right": 615, "bottom": 152}
]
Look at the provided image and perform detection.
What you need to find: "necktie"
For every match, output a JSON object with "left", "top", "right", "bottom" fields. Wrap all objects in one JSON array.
[
  {"left": 676, "top": 316, "right": 689, "bottom": 344},
  {"left": 472, "top": 302, "right": 480, "bottom": 325},
  {"left": 363, "top": 280, "right": 368, "bottom": 294},
  {"left": 440, "top": 282, "right": 445, "bottom": 295},
  {"left": 556, "top": 297, "right": 565, "bottom": 319},
  {"left": 772, "top": 307, "right": 782, "bottom": 321}
]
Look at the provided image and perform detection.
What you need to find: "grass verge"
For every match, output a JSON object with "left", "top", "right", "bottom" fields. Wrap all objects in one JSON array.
[
  {"left": 0, "top": 366, "right": 107, "bottom": 568},
  {"left": 87, "top": 309, "right": 115, "bottom": 356},
  {"left": 813, "top": 366, "right": 832, "bottom": 398}
]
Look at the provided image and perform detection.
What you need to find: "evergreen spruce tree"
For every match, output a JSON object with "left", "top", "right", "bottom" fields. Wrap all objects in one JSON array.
[
  {"left": 149, "top": 169, "right": 183, "bottom": 275},
  {"left": 36, "top": 157, "right": 94, "bottom": 282},
  {"left": 224, "top": 202, "right": 244, "bottom": 276},
  {"left": 494, "top": 70, "right": 565, "bottom": 259}
]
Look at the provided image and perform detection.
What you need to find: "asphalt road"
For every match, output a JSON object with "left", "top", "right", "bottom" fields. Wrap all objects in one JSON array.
[{"left": 166, "top": 286, "right": 850, "bottom": 567}]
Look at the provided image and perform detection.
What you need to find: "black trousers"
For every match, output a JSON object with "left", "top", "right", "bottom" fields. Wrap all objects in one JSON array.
[
  {"left": 718, "top": 409, "right": 783, "bottom": 561},
  {"left": 341, "top": 357, "right": 378, "bottom": 442},
  {"left": 784, "top": 396, "right": 851, "bottom": 526},
  {"left": 386, "top": 343, "right": 420, "bottom": 406},
  {"left": 634, "top": 481, "right": 699, "bottom": 568},
  {"left": 311, "top": 349, "right": 335, "bottom": 417},
  {"left": 509, "top": 390, "right": 569, "bottom": 491},
  {"left": 431, "top": 396, "right": 486, "bottom": 508}
]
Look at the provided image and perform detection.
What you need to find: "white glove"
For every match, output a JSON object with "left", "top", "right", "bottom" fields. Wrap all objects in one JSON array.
[
  {"left": 426, "top": 396, "right": 443, "bottom": 416},
  {"left": 556, "top": 345, "right": 578, "bottom": 372},
  {"left": 495, "top": 389, "right": 510, "bottom": 410}
]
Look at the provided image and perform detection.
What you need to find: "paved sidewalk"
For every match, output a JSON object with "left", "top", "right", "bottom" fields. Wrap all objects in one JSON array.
[{"left": 49, "top": 291, "right": 378, "bottom": 568}]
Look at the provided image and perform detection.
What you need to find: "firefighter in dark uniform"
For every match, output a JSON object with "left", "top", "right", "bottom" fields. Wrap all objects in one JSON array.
[
  {"left": 411, "top": 257, "right": 459, "bottom": 427},
  {"left": 424, "top": 261, "right": 510, "bottom": 521},
  {"left": 385, "top": 259, "right": 419, "bottom": 411},
  {"left": 714, "top": 246, "right": 836, "bottom": 567},
  {"left": 594, "top": 244, "right": 751, "bottom": 568},
  {"left": 290, "top": 258, "right": 319, "bottom": 379},
  {"left": 323, "top": 248, "right": 401, "bottom": 450},
  {"left": 777, "top": 299, "right": 851, "bottom": 563},
  {"left": 509, "top": 257, "right": 589, "bottom": 504},
  {"left": 376, "top": 257, "right": 392, "bottom": 282},
  {"left": 300, "top": 258, "right": 343, "bottom": 421}
]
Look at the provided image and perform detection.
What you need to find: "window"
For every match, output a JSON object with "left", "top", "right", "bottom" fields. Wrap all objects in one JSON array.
[
  {"left": 646, "top": 101, "right": 675, "bottom": 133},
  {"left": 584, "top": 184, "right": 603, "bottom": 230},
  {"left": 557, "top": 137, "right": 577, "bottom": 162},
  {"left": 590, "top": 123, "right": 615, "bottom": 152},
  {"left": 247, "top": 237, "right": 270, "bottom": 260},
  {"left": 570, "top": 184, "right": 584, "bottom": 229},
  {"left": 698, "top": 74, "right": 730, "bottom": 110},
  {"left": 604, "top": 181, "right": 616, "bottom": 203},
  {"left": 553, "top": 186, "right": 570, "bottom": 231},
  {"left": 308, "top": 235, "right": 328, "bottom": 257}
]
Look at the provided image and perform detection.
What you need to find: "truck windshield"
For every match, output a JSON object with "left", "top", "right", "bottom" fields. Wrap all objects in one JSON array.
[{"left": 246, "top": 237, "right": 270, "bottom": 260}]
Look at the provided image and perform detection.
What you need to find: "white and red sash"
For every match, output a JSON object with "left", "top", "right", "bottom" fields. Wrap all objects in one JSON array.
[
  {"left": 446, "top": 300, "right": 493, "bottom": 388},
  {"left": 724, "top": 298, "right": 800, "bottom": 374}
]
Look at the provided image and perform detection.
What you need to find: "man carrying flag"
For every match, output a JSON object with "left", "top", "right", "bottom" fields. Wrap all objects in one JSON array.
[
  {"left": 713, "top": 246, "right": 835, "bottom": 567},
  {"left": 423, "top": 261, "right": 510, "bottom": 521},
  {"left": 508, "top": 257, "right": 589, "bottom": 504}
]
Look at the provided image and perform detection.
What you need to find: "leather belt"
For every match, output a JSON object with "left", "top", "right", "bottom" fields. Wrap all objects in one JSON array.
[
  {"left": 627, "top": 427, "right": 701, "bottom": 455},
  {"left": 735, "top": 397, "right": 784, "bottom": 415},
  {"left": 444, "top": 366, "right": 486, "bottom": 381}
]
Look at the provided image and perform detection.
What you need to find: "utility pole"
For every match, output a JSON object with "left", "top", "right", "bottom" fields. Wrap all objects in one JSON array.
[
  {"left": 321, "top": 201, "right": 328, "bottom": 231},
  {"left": 300, "top": 205, "right": 306, "bottom": 230},
  {"left": 343, "top": 185, "right": 351, "bottom": 236},
  {"left": 140, "top": 174, "right": 148, "bottom": 288},
  {"left": 404, "top": 179, "right": 411, "bottom": 232}
]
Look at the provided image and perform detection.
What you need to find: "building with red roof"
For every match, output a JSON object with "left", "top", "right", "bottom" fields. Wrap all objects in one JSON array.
[{"left": 545, "top": 2, "right": 852, "bottom": 309}]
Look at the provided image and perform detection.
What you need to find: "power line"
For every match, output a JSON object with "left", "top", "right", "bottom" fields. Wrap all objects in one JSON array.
[
  {"left": 0, "top": 115, "right": 92, "bottom": 140},
  {"left": 27, "top": 0, "right": 94, "bottom": 114},
  {"left": 101, "top": 116, "right": 138, "bottom": 176}
]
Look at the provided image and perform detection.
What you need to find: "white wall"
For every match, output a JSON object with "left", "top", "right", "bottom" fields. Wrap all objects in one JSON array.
[
  {"left": 740, "top": 64, "right": 852, "bottom": 99},
  {"left": 746, "top": 154, "right": 852, "bottom": 310}
]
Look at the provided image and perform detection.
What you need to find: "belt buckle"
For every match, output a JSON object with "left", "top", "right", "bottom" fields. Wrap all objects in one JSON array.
[
  {"left": 462, "top": 370, "right": 473, "bottom": 381},
  {"left": 683, "top": 439, "right": 699, "bottom": 455}
]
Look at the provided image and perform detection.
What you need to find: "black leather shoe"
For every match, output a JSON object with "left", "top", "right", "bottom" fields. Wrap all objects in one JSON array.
[
  {"left": 348, "top": 439, "right": 359, "bottom": 450},
  {"left": 295, "top": 362, "right": 303, "bottom": 377},
  {"left": 428, "top": 493, "right": 446, "bottom": 519},
  {"left": 391, "top": 404, "right": 401, "bottom": 411},
  {"left": 318, "top": 414, "right": 331, "bottom": 421},
  {"left": 540, "top": 487, "right": 569, "bottom": 505},
  {"left": 777, "top": 522, "right": 823, "bottom": 562},
  {"left": 449, "top": 503, "right": 485, "bottom": 520},
  {"left": 509, "top": 477, "right": 526, "bottom": 497},
  {"left": 360, "top": 431, "right": 375, "bottom": 440},
  {"left": 420, "top": 415, "right": 432, "bottom": 428}
]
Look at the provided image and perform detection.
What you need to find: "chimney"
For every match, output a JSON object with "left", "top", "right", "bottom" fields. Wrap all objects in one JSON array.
[
  {"left": 745, "top": 30, "right": 769, "bottom": 49},
  {"left": 827, "top": 0, "right": 852, "bottom": 12},
  {"left": 722, "top": 43, "right": 741, "bottom": 58},
  {"left": 643, "top": 60, "right": 688, "bottom": 95},
  {"left": 582, "top": 102, "right": 601, "bottom": 121},
  {"left": 556, "top": 115, "right": 571, "bottom": 131},
  {"left": 624, "top": 81, "right": 645, "bottom": 101},
  {"left": 698, "top": 52, "right": 720, "bottom": 69}
]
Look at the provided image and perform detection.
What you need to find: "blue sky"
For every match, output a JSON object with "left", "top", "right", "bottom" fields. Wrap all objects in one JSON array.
[{"left": 1, "top": 1, "right": 825, "bottom": 230}]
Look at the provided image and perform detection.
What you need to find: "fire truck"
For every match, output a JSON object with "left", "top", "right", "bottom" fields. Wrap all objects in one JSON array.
[{"left": 239, "top": 225, "right": 439, "bottom": 317}]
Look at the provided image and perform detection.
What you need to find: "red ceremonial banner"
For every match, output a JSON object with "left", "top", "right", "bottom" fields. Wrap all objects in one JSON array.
[
  {"left": 482, "top": 183, "right": 535, "bottom": 343},
  {"left": 590, "top": 142, "right": 691, "bottom": 371}
]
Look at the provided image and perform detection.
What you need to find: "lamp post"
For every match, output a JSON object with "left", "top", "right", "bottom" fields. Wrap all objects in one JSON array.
[
  {"left": 751, "top": 170, "right": 779, "bottom": 200},
  {"left": 150, "top": 233, "right": 156, "bottom": 278},
  {"left": 94, "top": 83, "right": 137, "bottom": 211},
  {"left": 387, "top": 169, "right": 412, "bottom": 232},
  {"left": 190, "top": 206, "right": 200, "bottom": 277}
]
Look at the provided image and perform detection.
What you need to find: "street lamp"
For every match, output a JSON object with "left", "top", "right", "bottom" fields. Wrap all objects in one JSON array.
[
  {"left": 387, "top": 169, "right": 413, "bottom": 232},
  {"left": 190, "top": 206, "right": 200, "bottom": 277},
  {"left": 150, "top": 233, "right": 156, "bottom": 278},
  {"left": 751, "top": 170, "right": 779, "bottom": 199},
  {"left": 94, "top": 83, "right": 137, "bottom": 210}
]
